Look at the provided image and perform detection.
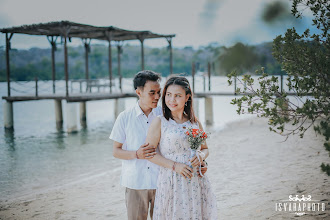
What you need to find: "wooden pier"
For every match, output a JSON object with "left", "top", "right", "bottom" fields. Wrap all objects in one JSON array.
[
  {"left": 0, "top": 21, "right": 176, "bottom": 132},
  {"left": 1, "top": 21, "right": 296, "bottom": 133}
]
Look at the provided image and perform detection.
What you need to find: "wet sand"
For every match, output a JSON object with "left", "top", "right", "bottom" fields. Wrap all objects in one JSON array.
[{"left": 0, "top": 117, "right": 329, "bottom": 219}]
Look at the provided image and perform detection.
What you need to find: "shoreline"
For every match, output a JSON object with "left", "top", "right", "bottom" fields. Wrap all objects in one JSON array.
[{"left": 1, "top": 117, "right": 329, "bottom": 220}]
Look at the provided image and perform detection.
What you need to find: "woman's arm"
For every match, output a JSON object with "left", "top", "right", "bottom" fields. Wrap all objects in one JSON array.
[
  {"left": 146, "top": 117, "right": 193, "bottom": 179},
  {"left": 190, "top": 120, "right": 210, "bottom": 167}
]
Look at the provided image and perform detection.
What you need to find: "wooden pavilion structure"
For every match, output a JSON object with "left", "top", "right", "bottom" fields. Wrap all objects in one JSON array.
[{"left": 0, "top": 20, "right": 175, "bottom": 97}]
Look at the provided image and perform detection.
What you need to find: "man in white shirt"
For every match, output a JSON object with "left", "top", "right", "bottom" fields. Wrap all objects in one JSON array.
[
  {"left": 110, "top": 70, "right": 162, "bottom": 220},
  {"left": 110, "top": 70, "right": 207, "bottom": 220}
]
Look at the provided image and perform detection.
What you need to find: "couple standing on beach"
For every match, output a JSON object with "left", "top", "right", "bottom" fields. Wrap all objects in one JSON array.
[{"left": 110, "top": 70, "right": 217, "bottom": 220}]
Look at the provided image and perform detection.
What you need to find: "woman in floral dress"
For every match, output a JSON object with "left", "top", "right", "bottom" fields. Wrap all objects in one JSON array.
[{"left": 146, "top": 76, "right": 218, "bottom": 220}]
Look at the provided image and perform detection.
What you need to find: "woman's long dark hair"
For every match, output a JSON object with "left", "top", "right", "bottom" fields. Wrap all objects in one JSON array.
[{"left": 162, "top": 76, "right": 197, "bottom": 123}]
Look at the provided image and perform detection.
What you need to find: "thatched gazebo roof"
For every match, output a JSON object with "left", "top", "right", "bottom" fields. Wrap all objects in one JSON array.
[{"left": 0, "top": 20, "right": 175, "bottom": 41}]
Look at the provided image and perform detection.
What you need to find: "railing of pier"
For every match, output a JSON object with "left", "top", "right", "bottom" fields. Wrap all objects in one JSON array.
[{"left": 3, "top": 74, "right": 291, "bottom": 97}]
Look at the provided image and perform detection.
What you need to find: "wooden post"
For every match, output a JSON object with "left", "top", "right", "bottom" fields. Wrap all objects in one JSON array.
[
  {"left": 54, "top": 99, "right": 63, "bottom": 130},
  {"left": 280, "top": 72, "right": 283, "bottom": 93},
  {"left": 84, "top": 39, "right": 90, "bottom": 88},
  {"left": 139, "top": 36, "right": 145, "bottom": 70},
  {"left": 166, "top": 37, "right": 173, "bottom": 75},
  {"left": 234, "top": 77, "right": 237, "bottom": 95},
  {"left": 66, "top": 102, "right": 78, "bottom": 133},
  {"left": 208, "top": 62, "right": 211, "bottom": 91},
  {"left": 51, "top": 41, "right": 56, "bottom": 94},
  {"left": 3, "top": 101, "right": 14, "bottom": 130},
  {"left": 203, "top": 76, "right": 206, "bottom": 92},
  {"left": 109, "top": 41, "right": 112, "bottom": 93},
  {"left": 80, "top": 102, "right": 87, "bottom": 129},
  {"left": 64, "top": 34, "right": 69, "bottom": 97},
  {"left": 47, "top": 36, "right": 57, "bottom": 94},
  {"left": 106, "top": 31, "right": 113, "bottom": 94},
  {"left": 192, "top": 62, "right": 195, "bottom": 93},
  {"left": 61, "top": 25, "right": 71, "bottom": 97},
  {"left": 117, "top": 44, "right": 122, "bottom": 93},
  {"left": 205, "top": 97, "right": 213, "bottom": 126},
  {"left": 35, "top": 77, "right": 38, "bottom": 97},
  {"left": 5, "top": 33, "right": 13, "bottom": 97}
]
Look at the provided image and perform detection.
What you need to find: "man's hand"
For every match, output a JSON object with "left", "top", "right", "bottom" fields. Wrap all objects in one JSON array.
[
  {"left": 136, "top": 143, "right": 157, "bottom": 159},
  {"left": 198, "top": 161, "right": 208, "bottom": 178}
]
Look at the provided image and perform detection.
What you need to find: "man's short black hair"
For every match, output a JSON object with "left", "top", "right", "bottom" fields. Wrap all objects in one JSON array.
[{"left": 133, "top": 70, "right": 161, "bottom": 90}]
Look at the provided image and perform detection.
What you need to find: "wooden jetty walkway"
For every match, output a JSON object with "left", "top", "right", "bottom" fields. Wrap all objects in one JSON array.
[{"left": 2, "top": 89, "right": 299, "bottom": 133}]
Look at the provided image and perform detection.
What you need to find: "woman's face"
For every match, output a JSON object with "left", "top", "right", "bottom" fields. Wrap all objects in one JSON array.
[{"left": 165, "top": 84, "right": 189, "bottom": 113}]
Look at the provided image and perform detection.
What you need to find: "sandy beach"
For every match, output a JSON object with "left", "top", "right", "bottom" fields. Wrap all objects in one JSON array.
[{"left": 0, "top": 117, "right": 329, "bottom": 220}]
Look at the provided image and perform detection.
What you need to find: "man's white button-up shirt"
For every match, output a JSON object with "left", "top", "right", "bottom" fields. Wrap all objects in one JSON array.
[{"left": 109, "top": 101, "right": 162, "bottom": 189}]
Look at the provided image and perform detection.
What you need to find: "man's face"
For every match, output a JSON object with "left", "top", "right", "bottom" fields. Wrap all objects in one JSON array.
[{"left": 136, "top": 80, "right": 161, "bottom": 109}]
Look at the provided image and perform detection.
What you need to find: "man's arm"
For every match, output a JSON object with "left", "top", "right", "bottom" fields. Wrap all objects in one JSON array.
[{"left": 113, "top": 141, "right": 156, "bottom": 160}]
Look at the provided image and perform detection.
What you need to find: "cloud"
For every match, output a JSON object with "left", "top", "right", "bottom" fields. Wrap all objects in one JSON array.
[
  {"left": 261, "top": 0, "right": 291, "bottom": 23},
  {"left": 195, "top": 0, "right": 316, "bottom": 47},
  {"left": 199, "top": 0, "right": 224, "bottom": 30},
  {"left": 197, "top": 0, "right": 266, "bottom": 46}
]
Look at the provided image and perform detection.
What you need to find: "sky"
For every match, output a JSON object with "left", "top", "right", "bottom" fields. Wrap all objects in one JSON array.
[{"left": 0, "top": 0, "right": 315, "bottom": 49}]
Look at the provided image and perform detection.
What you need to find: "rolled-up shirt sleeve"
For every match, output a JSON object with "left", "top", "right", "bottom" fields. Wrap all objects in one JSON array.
[{"left": 109, "top": 112, "right": 126, "bottom": 144}]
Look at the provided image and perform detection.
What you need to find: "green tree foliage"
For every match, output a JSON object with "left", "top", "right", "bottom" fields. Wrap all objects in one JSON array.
[
  {"left": 218, "top": 43, "right": 259, "bottom": 75},
  {"left": 213, "top": 42, "right": 283, "bottom": 76},
  {"left": 228, "top": 0, "right": 330, "bottom": 175}
]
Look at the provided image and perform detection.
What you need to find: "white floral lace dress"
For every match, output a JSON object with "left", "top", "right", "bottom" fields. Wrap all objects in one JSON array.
[{"left": 153, "top": 115, "right": 218, "bottom": 220}]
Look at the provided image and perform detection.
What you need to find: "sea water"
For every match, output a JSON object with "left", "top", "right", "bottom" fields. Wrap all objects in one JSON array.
[{"left": 0, "top": 76, "right": 266, "bottom": 202}]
